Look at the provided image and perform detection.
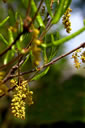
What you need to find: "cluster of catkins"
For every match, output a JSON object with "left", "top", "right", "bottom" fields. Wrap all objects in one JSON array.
[
  {"left": 32, "top": 27, "right": 42, "bottom": 66},
  {"left": 0, "top": 72, "right": 8, "bottom": 96},
  {"left": 62, "top": 8, "right": 72, "bottom": 33},
  {"left": 10, "top": 79, "right": 33, "bottom": 120},
  {"left": 72, "top": 49, "right": 85, "bottom": 69}
]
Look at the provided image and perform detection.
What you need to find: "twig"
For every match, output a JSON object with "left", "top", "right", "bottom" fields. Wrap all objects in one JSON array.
[
  {"left": 0, "top": 54, "right": 23, "bottom": 70},
  {"left": 9, "top": 42, "right": 85, "bottom": 78},
  {"left": 0, "top": 31, "right": 25, "bottom": 57},
  {"left": 0, "top": 86, "right": 16, "bottom": 98},
  {"left": 27, "top": 0, "right": 44, "bottom": 28},
  {"left": 0, "top": 42, "right": 85, "bottom": 98},
  {"left": 26, "top": 0, "right": 31, "bottom": 17},
  {"left": 17, "top": 51, "right": 20, "bottom": 85},
  {"left": 43, "top": 42, "right": 85, "bottom": 68}
]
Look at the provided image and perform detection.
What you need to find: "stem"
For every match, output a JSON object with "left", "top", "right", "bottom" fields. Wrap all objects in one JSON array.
[
  {"left": 0, "top": 54, "right": 23, "bottom": 70},
  {"left": 9, "top": 42, "right": 85, "bottom": 79},
  {"left": 28, "top": 0, "right": 44, "bottom": 28},
  {"left": 0, "top": 31, "right": 25, "bottom": 57},
  {"left": 53, "top": 27, "right": 85, "bottom": 46},
  {"left": 1, "top": 42, "right": 85, "bottom": 98},
  {"left": 26, "top": 0, "right": 31, "bottom": 17},
  {"left": 43, "top": 42, "right": 85, "bottom": 68}
]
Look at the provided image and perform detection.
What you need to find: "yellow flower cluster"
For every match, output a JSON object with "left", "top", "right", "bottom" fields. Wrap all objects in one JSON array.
[
  {"left": 11, "top": 79, "right": 33, "bottom": 120},
  {"left": 62, "top": 8, "right": 72, "bottom": 33},
  {"left": 0, "top": 72, "right": 8, "bottom": 96},
  {"left": 72, "top": 49, "right": 85, "bottom": 69},
  {"left": 72, "top": 53, "right": 81, "bottom": 69},
  {"left": 32, "top": 28, "right": 42, "bottom": 66},
  {"left": 81, "top": 51, "right": 85, "bottom": 63},
  {"left": 0, "top": 72, "right": 5, "bottom": 82}
]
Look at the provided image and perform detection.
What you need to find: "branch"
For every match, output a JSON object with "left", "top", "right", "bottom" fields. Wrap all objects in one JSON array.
[
  {"left": 0, "top": 31, "right": 25, "bottom": 57},
  {"left": 26, "top": 0, "right": 31, "bottom": 17},
  {"left": 0, "top": 86, "right": 16, "bottom": 98},
  {"left": 10, "top": 42, "right": 85, "bottom": 78},
  {"left": 0, "top": 54, "right": 23, "bottom": 70},
  {"left": 1, "top": 42, "right": 85, "bottom": 98},
  {"left": 43, "top": 42, "right": 85, "bottom": 68},
  {"left": 27, "top": 0, "right": 44, "bottom": 28},
  {"left": 2, "top": 55, "right": 24, "bottom": 84}
]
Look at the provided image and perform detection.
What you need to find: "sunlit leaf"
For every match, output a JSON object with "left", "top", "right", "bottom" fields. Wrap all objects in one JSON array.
[
  {"left": 0, "top": 33, "right": 8, "bottom": 45},
  {"left": 32, "top": 67, "right": 50, "bottom": 81},
  {"left": 21, "top": 0, "right": 29, "bottom": 8},
  {"left": 31, "top": 0, "right": 45, "bottom": 28},
  {"left": 45, "top": 0, "right": 53, "bottom": 17},
  {"left": 8, "top": 7, "right": 15, "bottom": 25},
  {"left": 63, "top": 0, "right": 72, "bottom": 13},
  {"left": 52, "top": 0, "right": 65, "bottom": 24},
  {"left": 0, "top": 16, "right": 9, "bottom": 27},
  {"left": 21, "top": 54, "right": 30, "bottom": 68},
  {"left": 4, "top": 51, "right": 14, "bottom": 65},
  {"left": 8, "top": 28, "right": 14, "bottom": 45}
]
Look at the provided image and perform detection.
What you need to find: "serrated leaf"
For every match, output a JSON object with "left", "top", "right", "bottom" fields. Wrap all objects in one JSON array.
[
  {"left": 31, "top": 0, "right": 45, "bottom": 28},
  {"left": 32, "top": 67, "right": 50, "bottom": 81}
]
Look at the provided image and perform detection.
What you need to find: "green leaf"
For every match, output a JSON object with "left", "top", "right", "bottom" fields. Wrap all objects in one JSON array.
[
  {"left": 45, "top": 0, "right": 53, "bottom": 17},
  {"left": 31, "top": 0, "right": 45, "bottom": 28},
  {"left": 56, "top": 31, "right": 60, "bottom": 40},
  {"left": 52, "top": 0, "right": 65, "bottom": 24},
  {"left": 63, "top": 0, "right": 72, "bottom": 13},
  {"left": 21, "top": 54, "right": 30, "bottom": 68},
  {"left": 83, "top": 19, "right": 85, "bottom": 26},
  {"left": 0, "top": 33, "right": 8, "bottom": 45},
  {"left": 43, "top": 36, "right": 48, "bottom": 63},
  {"left": 32, "top": 67, "right": 50, "bottom": 81},
  {"left": 19, "top": 16, "right": 23, "bottom": 32},
  {"left": 8, "top": 28, "right": 14, "bottom": 45},
  {"left": 0, "top": 16, "right": 9, "bottom": 27},
  {"left": 21, "top": 0, "right": 29, "bottom": 8},
  {"left": 48, "top": 34, "right": 55, "bottom": 61},
  {"left": 51, "top": 34, "right": 54, "bottom": 43},
  {"left": 4, "top": 51, "right": 14, "bottom": 65},
  {"left": 53, "top": 26, "right": 85, "bottom": 46},
  {"left": 8, "top": 28, "right": 16, "bottom": 52},
  {"left": 3, "top": 26, "right": 16, "bottom": 64},
  {"left": 8, "top": 8, "right": 15, "bottom": 25}
]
